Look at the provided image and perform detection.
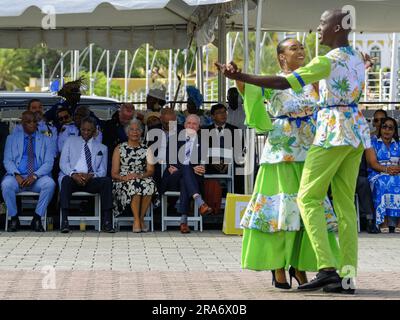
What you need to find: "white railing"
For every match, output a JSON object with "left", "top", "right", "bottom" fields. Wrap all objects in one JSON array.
[{"left": 363, "top": 70, "right": 399, "bottom": 102}]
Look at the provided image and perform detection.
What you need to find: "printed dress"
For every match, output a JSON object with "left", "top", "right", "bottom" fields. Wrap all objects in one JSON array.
[
  {"left": 112, "top": 142, "right": 159, "bottom": 217},
  {"left": 368, "top": 138, "right": 400, "bottom": 225},
  {"left": 241, "top": 81, "right": 339, "bottom": 272}
]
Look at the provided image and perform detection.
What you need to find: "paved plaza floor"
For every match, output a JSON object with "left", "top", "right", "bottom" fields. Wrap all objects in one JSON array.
[{"left": 0, "top": 230, "right": 399, "bottom": 300}]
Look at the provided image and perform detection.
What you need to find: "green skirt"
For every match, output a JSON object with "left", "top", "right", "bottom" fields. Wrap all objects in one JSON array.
[{"left": 241, "top": 162, "right": 340, "bottom": 271}]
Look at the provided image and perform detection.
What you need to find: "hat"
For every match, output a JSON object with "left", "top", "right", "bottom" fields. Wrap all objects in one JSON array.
[
  {"left": 148, "top": 84, "right": 166, "bottom": 101},
  {"left": 144, "top": 111, "right": 161, "bottom": 124},
  {"left": 186, "top": 86, "right": 203, "bottom": 109}
]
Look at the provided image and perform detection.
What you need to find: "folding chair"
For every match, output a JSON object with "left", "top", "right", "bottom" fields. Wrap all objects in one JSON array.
[
  {"left": 59, "top": 192, "right": 101, "bottom": 231},
  {"left": 160, "top": 164, "right": 202, "bottom": 232},
  {"left": 114, "top": 204, "right": 154, "bottom": 231},
  {"left": 5, "top": 192, "right": 47, "bottom": 231}
]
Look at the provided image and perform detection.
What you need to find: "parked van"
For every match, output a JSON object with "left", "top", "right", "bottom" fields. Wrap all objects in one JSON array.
[{"left": 0, "top": 92, "right": 119, "bottom": 122}]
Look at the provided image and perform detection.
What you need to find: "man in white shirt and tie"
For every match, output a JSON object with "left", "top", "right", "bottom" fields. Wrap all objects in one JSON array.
[{"left": 58, "top": 117, "right": 114, "bottom": 233}]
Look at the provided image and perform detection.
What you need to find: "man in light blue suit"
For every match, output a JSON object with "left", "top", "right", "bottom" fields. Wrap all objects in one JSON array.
[
  {"left": 2, "top": 111, "right": 56, "bottom": 232},
  {"left": 59, "top": 116, "right": 114, "bottom": 233}
]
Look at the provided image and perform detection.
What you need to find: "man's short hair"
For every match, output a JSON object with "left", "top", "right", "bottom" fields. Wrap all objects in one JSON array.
[
  {"left": 27, "top": 99, "right": 42, "bottom": 110},
  {"left": 56, "top": 107, "right": 71, "bottom": 116},
  {"left": 210, "top": 103, "right": 227, "bottom": 115},
  {"left": 80, "top": 116, "right": 97, "bottom": 129}
]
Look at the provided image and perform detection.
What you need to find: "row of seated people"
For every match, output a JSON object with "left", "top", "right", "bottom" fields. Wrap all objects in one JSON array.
[
  {"left": 0, "top": 102, "right": 243, "bottom": 234},
  {"left": 357, "top": 109, "right": 400, "bottom": 234}
]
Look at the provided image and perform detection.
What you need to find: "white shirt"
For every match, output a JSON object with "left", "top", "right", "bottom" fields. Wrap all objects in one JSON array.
[{"left": 73, "top": 138, "right": 94, "bottom": 173}]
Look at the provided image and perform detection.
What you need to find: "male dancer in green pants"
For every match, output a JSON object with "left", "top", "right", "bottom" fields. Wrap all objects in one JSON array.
[{"left": 216, "top": 9, "right": 371, "bottom": 294}]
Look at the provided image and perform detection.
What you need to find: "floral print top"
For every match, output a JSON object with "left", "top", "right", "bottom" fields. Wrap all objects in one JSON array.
[
  {"left": 286, "top": 46, "right": 371, "bottom": 149},
  {"left": 260, "top": 78, "right": 319, "bottom": 164}
]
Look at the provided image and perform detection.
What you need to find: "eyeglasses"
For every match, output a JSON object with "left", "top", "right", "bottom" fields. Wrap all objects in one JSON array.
[
  {"left": 373, "top": 118, "right": 381, "bottom": 123},
  {"left": 58, "top": 115, "right": 70, "bottom": 121},
  {"left": 382, "top": 124, "right": 395, "bottom": 131}
]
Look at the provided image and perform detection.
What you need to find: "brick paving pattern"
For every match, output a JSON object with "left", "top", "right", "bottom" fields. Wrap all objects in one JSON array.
[{"left": 0, "top": 230, "right": 399, "bottom": 299}]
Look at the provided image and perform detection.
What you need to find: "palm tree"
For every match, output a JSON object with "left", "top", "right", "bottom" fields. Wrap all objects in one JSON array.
[{"left": 0, "top": 49, "right": 29, "bottom": 90}]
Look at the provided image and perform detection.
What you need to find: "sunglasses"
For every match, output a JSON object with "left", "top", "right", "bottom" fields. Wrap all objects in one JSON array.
[
  {"left": 373, "top": 118, "right": 382, "bottom": 123},
  {"left": 382, "top": 124, "right": 395, "bottom": 130},
  {"left": 58, "top": 115, "right": 70, "bottom": 121}
]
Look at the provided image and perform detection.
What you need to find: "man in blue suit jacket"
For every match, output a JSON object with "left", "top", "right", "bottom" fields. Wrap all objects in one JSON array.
[
  {"left": 59, "top": 117, "right": 114, "bottom": 233},
  {"left": 2, "top": 111, "right": 56, "bottom": 232}
]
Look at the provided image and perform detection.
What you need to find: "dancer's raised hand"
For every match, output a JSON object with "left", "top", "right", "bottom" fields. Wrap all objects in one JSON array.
[{"left": 215, "top": 62, "right": 241, "bottom": 80}]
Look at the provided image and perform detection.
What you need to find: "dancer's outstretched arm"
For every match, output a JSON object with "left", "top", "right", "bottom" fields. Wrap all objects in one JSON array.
[
  {"left": 216, "top": 56, "right": 331, "bottom": 93},
  {"left": 216, "top": 62, "right": 290, "bottom": 90}
]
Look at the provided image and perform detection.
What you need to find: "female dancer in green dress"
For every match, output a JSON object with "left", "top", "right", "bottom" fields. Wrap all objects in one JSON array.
[{"left": 238, "top": 38, "right": 339, "bottom": 289}]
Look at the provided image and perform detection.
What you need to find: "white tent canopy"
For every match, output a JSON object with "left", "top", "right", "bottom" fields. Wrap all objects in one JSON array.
[
  {"left": 0, "top": 0, "right": 236, "bottom": 49},
  {"left": 227, "top": 0, "right": 400, "bottom": 33}
]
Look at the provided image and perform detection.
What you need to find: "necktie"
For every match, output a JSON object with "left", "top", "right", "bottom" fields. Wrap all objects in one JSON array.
[
  {"left": 27, "top": 135, "right": 34, "bottom": 176},
  {"left": 84, "top": 142, "right": 94, "bottom": 173},
  {"left": 185, "top": 136, "right": 191, "bottom": 159},
  {"left": 217, "top": 126, "right": 223, "bottom": 132}
]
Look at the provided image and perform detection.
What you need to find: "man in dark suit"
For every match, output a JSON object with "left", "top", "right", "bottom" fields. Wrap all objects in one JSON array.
[
  {"left": 204, "top": 103, "right": 244, "bottom": 194},
  {"left": 157, "top": 114, "right": 212, "bottom": 233},
  {"left": 146, "top": 107, "right": 184, "bottom": 188}
]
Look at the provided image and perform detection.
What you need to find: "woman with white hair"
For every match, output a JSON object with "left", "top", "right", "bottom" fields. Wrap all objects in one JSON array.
[{"left": 111, "top": 119, "right": 159, "bottom": 232}]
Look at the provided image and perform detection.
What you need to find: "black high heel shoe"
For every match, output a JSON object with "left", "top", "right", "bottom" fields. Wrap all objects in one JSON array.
[
  {"left": 271, "top": 270, "right": 291, "bottom": 289},
  {"left": 288, "top": 266, "right": 305, "bottom": 287}
]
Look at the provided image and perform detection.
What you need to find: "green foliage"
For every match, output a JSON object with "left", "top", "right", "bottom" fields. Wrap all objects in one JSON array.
[
  {"left": 79, "top": 70, "right": 122, "bottom": 97},
  {"left": 0, "top": 49, "right": 30, "bottom": 90}
]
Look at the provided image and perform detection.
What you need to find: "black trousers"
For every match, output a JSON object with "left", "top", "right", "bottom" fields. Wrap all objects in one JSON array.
[
  {"left": 60, "top": 176, "right": 113, "bottom": 226},
  {"left": 356, "top": 175, "right": 376, "bottom": 223}
]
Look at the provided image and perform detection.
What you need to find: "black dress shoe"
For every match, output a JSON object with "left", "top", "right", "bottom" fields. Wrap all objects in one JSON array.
[
  {"left": 298, "top": 270, "right": 340, "bottom": 291},
  {"left": 60, "top": 221, "right": 70, "bottom": 233},
  {"left": 366, "top": 222, "right": 380, "bottom": 234},
  {"left": 323, "top": 278, "right": 356, "bottom": 294},
  {"left": 9, "top": 216, "right": 19, "bottom": 232},
  {"left": 32, "top": 217, "right": 45, "bottom": 232},
  {"left": 102, "top": 223, "right": 115, "bottom": 233}
]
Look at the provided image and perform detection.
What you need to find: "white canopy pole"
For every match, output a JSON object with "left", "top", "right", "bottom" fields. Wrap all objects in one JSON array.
[
  {"left": 218, "top": 14, "right": 226, "bottom": 103},
  {"left": 168, "top": 49, "right": 173, "bottom": 101},
  {"left": 106, "top": 50, "right": 110, "bottom": 98},
  {"left": 74, "top": 50, "right": 79, "bottom": 80},
  {"left": 184, "top": 49, "right": 188, "bottom": 101},
  {"left": 205, "top": 46, "right": 209, "bottom": 101},
  {"left": 145, "top": 44, "right": 150, "bottom": 95},
  {"left": 60, "top": 52, "right": 64, "bottom": 86},
  {"left": 124, "top": 50, "right": 128, "bottom": 102},
  {"left": 243, "top": 0, "right": 249, "bottom": 73},
  {"left": 315, "top": 32, "right": 319, "bottom": 57},
  {"left": 389, "top": 32, "right": 399, "bottom": 108},
  {"left": 254, "top": 0, "right": 263, "bottom": 74},
  {"left": 89, "top": 44, "right": 93, "bottom": 96},
  {"left": 243, "top": 0, "right": 251, "bottom": 195},
  {"left": 41, "top": 59, "right": 45, "bottom": 91},
  {"left": 198, "top": 46, "right": 204, "bottom": 96}
]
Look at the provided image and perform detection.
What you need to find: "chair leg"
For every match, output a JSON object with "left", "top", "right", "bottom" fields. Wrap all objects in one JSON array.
[{"left": 5, "top": 210, "right": 8, "bottom": 231}]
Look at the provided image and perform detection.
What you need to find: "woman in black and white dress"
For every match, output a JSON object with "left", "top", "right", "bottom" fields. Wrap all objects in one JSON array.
[{"left": 111, "top": 119, "right": 158, "bottom": 232}]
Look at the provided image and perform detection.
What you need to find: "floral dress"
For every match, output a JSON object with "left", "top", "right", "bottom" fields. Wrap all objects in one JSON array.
[
  {"left": 368, "top": 138, "right": 400, "bottom": 225},
  {"left": 112, "top": 142, "right": 159, "bottom": 217},
  {"left": 240, "top": 80, "right": 337, "bottom": 233}
]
